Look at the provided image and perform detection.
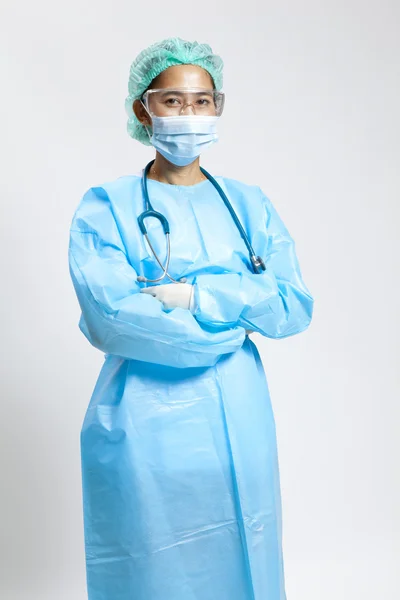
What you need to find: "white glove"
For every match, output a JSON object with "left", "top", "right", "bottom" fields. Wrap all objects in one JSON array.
[{"left": 140, "top": 283, "right": 195, "bottom": 312}]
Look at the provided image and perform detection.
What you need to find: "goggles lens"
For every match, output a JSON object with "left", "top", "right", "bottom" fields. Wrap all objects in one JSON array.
[{"left": 141, "top": 88, "right": 225, "bottom": 117}]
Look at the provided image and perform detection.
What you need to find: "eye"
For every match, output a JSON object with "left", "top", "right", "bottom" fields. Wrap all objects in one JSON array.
[
  {"left": 164, "top": 96, "right": 181, "bottom": 106},
  {"left": 196, "top": 98, "right": 211, "bottom": 106}
]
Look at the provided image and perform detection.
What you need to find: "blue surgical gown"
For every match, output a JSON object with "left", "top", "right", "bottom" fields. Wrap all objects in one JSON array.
[{"left": 68, "top": 172, "right": 314, "bottom": 600}]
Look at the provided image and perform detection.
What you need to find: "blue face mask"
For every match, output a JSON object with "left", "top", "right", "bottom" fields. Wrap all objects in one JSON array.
[{"left": 144, "top": 114, "right": 220, "bottom": 166}]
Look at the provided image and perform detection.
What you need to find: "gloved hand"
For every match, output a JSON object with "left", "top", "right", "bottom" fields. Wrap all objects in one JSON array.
[{"left": 140, "top": 283, "right": 195, "bottom": 312}]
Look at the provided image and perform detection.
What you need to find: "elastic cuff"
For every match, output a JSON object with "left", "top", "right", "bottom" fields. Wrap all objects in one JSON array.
[{"left": 189, "top": 285, "right": 196, "bottom": 313}]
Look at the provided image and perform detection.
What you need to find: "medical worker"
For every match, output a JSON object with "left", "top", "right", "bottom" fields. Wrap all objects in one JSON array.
[{"left": 68, "top": 37, "right": 314, "bottom": 600}]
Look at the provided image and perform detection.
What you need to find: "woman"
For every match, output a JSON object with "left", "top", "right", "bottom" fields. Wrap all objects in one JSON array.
[{"left": 69, "top": 37, "right": 314, "bottom": 600}]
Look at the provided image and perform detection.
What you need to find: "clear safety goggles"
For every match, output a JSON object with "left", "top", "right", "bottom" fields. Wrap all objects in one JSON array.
[{"left": 141, "top": 87, "right": 225, "bottom": 117}]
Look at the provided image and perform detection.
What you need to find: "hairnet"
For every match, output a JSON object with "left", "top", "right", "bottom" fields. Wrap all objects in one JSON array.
[{"left": 124, "top": 37, "right": 224, "bottom": 146}]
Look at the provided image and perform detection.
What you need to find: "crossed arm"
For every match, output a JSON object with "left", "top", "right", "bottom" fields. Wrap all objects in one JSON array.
[{"left": 69, "top": 186, "right": 313, "bottom": 368}]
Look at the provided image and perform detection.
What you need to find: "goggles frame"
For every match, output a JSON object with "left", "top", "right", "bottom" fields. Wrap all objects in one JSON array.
[{"left": 141, "top": 87, "right": 225, "bottom": 117}]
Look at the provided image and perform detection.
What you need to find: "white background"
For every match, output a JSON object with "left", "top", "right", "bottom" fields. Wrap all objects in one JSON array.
[{"left": 1, "top": 1, "right": 399, "bottom": 599}]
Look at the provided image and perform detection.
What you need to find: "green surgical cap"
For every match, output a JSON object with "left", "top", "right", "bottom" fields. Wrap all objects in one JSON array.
[{"left": 124, "top": 37, "right": 224, "bottom": 146}]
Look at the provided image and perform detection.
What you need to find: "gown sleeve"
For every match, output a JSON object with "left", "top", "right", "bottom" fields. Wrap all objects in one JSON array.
[
  {"left": 68, "top": 186, "right": 245, "bottom": 368},
  {"left": 191, "top": 187, "right": 314, "bottom": 339}
]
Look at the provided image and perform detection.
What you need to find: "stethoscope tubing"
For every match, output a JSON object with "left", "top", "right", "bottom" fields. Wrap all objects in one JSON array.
[{"left": 137, "top": 160, "right": 266, "bottom": 283}]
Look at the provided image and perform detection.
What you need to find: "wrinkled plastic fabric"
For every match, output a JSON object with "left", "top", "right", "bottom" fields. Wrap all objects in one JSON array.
[{"left": 68, "top": 173, "right": 314, "bottom": 600}]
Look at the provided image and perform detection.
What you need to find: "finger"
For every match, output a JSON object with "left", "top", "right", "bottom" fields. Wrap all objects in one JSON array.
[{"left": 140, "top": 287, "right": 157, "bottom": 296}]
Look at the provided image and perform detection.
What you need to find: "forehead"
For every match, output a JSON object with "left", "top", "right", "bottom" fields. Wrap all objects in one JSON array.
[{"left": 150, "top": 65, "right": 214, "bottom": 89}]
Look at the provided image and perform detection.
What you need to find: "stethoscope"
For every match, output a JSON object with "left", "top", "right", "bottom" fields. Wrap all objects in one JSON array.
[{"left": 137, "top": 159, "right": 266, "bottom": 283}]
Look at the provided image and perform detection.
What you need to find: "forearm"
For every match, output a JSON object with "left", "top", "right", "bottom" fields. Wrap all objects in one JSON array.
[{"left": 191, "top": 270, "right": 314, "bottom": 339}]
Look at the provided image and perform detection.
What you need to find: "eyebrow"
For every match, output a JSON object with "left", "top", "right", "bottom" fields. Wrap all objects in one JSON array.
[{"left": 158, "top": 90, "right": 214, "bottom": 98}]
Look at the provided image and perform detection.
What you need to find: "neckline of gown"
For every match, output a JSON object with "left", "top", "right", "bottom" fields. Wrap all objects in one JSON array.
[{"left": 146, "top": 177, "right": 213, "bottom": 190}]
